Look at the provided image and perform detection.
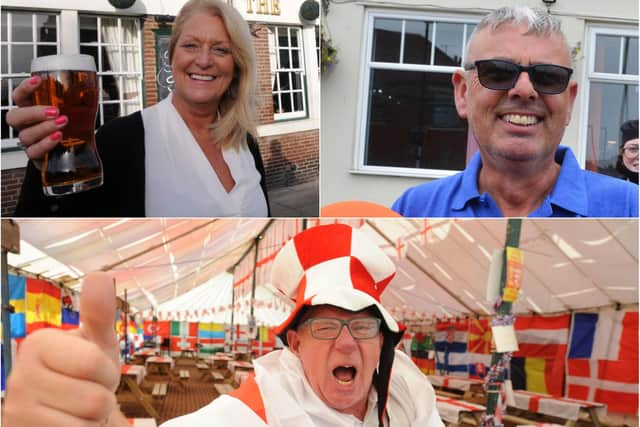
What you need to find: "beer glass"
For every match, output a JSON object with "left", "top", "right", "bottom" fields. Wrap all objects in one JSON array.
[{"left": 31, "top": 54, "right": 103, "bottom": 196}]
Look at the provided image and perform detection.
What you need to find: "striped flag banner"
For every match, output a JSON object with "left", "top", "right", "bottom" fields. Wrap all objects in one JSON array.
[
  {"left": 26, "top": 278, "right": 62, "bottom": 333},
  {"left": 8, "top": 274, "right": 26, "bottom": 338},
  {"left": 566, "top": 308, "right": 638, "bottom": 415},
  {"left": 511, "top": 313, "right": 570, "bottom": 396}
]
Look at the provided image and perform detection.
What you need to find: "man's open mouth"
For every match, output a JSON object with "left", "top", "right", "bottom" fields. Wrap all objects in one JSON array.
[
  {"left": 500, "top": 113, "right": 541, "bottom": 126},
  {"left": 189, "top": 74, "right": 215, "bottom": 81},
  {"left": 333, "top": 365, "right": 357, "bottom": 385}
]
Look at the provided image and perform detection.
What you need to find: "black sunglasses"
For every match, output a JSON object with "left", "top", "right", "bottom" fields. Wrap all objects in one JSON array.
[{"left": 463, "top": 59, "right": 573, "bottom": 95}]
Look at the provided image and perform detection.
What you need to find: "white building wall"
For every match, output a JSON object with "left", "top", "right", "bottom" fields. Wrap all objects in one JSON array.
[{"left": 320, "top": 0, "right": 639, "bottom": 208}]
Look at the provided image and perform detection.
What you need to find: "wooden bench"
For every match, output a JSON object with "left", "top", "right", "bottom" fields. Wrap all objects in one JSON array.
[
  {"left": 214, "top": 383, "right": 234, "bottom": 395},
  {"left": 151, "top": 382, "right": 168, "bottom": 408},
  {"left": 210, "top": 371, "right": 225, "bottom": 382}
]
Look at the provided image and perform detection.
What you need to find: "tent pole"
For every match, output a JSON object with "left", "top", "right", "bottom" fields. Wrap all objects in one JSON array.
[
  {"left": 484, "top": 218, "right": 522, "bottom": 426},
  {"left": 1, "top": 219, "right": 20, "bottom": 381},
  {"left": 230, "top": 267, "right": 236, "bottom": 353},
  {"left": 248, "top": 235, "right": 261, "bottom": 356},
  {"left": 1, "top": 249, "right": 12, "bottom": 379}
]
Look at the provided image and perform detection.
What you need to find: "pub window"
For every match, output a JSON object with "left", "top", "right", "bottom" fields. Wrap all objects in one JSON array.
[
  {"left": 583, "top": 27, "right": 638, "bottom": 178},
  {"left": 268, "top": 26, "right": 307, "bottom": 120},
  {"left": 79, "top": 15, "right": 143, "bottom": 128},
  {"left": 356, "top": 12, "right": 476, "bottom": 178},
  {"left": 1, "top": 11, "right": 59, "bottom": 148}
]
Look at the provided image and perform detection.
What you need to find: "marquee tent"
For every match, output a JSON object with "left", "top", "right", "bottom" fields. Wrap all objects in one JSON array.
[{"left": 6, "top": 218, "right": 637, "bottom": 321}]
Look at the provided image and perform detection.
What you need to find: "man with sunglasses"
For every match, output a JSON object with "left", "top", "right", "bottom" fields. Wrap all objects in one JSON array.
[
  {"left": 4, "top": 224, "right": 442, "bottom": 427},
  {"left": 392, "top": 6, "right": 638, "bottom": 217}
]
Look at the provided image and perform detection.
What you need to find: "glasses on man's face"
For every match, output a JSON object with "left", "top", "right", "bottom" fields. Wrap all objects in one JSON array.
[
  {"left": 464, "top": 59, "right": 574, "bottom": 95},
  {"left": 301, "top": 317, "right": 381, "bottom": 340},
  {"left": 623, "top": 145, "right": 639, "bottom": 156}
]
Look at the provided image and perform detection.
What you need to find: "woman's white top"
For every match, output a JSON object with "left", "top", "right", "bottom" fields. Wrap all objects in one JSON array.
[{"left": 142, "top": 94, "right": 267, "bottom": 217}]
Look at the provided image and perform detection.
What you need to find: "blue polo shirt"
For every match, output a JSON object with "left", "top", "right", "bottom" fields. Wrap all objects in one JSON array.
[{"left": 392, "top": 146, "right": 639, "bottom": 217}]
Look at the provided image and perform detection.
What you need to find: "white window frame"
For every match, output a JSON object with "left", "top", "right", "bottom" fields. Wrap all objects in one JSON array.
[
  {"left": 78, "top": 14, "right": 144, "bottom": 127},
  {"left": 1, "top": 11, "right": 60, "bottom": 150},
  {"left": 577, "top": 25, "right": 638, "bottom": 167},
  {"left": 352, "top": 9, "right": 478, "bottom": 179},
  {"left": 269, "top": 25, "right": 307, "bottom": 121}
]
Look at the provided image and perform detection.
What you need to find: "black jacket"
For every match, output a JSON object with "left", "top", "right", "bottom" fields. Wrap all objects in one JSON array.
[{"left": 14, "top": 111, "right": 270, "bottom": 217}]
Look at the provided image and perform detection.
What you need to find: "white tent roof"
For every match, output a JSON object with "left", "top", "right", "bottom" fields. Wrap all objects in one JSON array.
[{"left": 7, "top": 218, "right": 637, "bottom": 324}]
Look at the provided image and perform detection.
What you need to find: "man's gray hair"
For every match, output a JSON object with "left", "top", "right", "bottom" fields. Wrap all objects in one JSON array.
[
  {"left": 477, "top": 6, "right": 563, "bottom": 36},
  {"left": 466, "top": 6, "right": 570, "bottom": 60}
]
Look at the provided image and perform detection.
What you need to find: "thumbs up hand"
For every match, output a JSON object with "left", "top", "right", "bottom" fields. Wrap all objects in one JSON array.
[{"left": 3, "top": 272, "right": 127, "bottom": 426}]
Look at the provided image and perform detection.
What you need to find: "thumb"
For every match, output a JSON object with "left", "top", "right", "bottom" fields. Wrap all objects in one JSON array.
[{"left": 78, "top": 271, "right": 120, "bottom": 370}]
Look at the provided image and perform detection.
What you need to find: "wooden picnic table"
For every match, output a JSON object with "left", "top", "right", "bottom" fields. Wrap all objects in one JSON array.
[
  {"left": 228, "top": 360, "right": 253, "bottom": 373},
  {"left": 436, "top": 396, "right": 486, "bottom": 426},
  {"left": 145, "top": 356, "right": 174, "bottom": 377},
  {"left": 118, "top": 365, "right": 159, "bottom": 420},
  {"left": 429, "top": 374, "right": 487, "bottom": 404},
  {"left": 207, "top": 354, "right": 233, "bottom": 369},
  {"left": 214, "top": 383, "right": 235, "bottom": 395},
  {"left": 510, "top": 390, "right": 606, "bottom": 427}
]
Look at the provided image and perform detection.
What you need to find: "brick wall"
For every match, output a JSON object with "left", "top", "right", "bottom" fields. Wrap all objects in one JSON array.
[
  {"left": 259, "top": 129, "right": 319, "bottom": 189},
  {"left": 1, "top": 168, "right": 26, "bottom": 216},
  {"left": 143, "top": 16, "right": 162, "bottom": 108},
  {"left": 253, "top": 24, "right": 275, "bottom": 125}
]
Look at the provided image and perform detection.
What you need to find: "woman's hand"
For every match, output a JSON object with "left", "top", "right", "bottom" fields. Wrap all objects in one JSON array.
[{"left": 6, "top": 75, "right": 69, "bottom": 161}]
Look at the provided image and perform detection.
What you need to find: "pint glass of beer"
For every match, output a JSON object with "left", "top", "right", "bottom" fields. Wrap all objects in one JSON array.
[{"left": 31, "top": 54, "right": 103, "bottom": 196}]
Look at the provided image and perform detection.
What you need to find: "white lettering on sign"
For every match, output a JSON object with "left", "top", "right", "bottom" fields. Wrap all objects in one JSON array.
[{"left": 246, "top": 0, "right": 280, "bottom": 15}]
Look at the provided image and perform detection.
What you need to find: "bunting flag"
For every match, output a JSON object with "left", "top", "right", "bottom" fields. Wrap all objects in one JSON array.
[
  {"left": 8, "top": 274, "right": 26, "bottom": 338},
  {"left": 566, "top": 309, "right": 638, "bottom": 415},
  {"left": 435, "top": 318, "right": 469, "bottom": 376},
  {"left": 467, "top": 318, "right": 493, "bottom": 378},
  {"left": 510, "top": 314, "right": 570, "bottom": 396},
  {"left": 61, "top": 308, "right": 80, "bottom": 330},
  {"left": 26, "top": 278, "right": 62, "bottom": 333}
]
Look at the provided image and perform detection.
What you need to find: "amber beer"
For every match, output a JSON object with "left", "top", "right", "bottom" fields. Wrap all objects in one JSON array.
[{"left": 31, "top": 54, "right": 103, "bottom": 196}]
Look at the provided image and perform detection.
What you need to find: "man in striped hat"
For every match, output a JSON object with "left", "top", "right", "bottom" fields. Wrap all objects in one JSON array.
[
  {"left": 4, "top": 224, "right": 442, "bottom": 427},
  {"left": 164, "top": 223, "right": 442, "bottom": 426}
]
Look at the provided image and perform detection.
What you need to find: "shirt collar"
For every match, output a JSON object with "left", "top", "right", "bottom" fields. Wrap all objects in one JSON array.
[
  {"left": 451, "top": 146, "right": 588, "bottom": 216},
  {"left": 452, "top": 151, "right": 483, "bottom": 211}
]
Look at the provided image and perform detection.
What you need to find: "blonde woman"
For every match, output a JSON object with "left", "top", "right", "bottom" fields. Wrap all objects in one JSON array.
[{"left": 8, "top": 0, "right": 269, "bottom": 217}]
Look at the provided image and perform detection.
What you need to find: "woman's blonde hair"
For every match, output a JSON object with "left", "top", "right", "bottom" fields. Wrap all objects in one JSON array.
[{"left": 169, "top": 0, "right": 258, "bottom": 148}]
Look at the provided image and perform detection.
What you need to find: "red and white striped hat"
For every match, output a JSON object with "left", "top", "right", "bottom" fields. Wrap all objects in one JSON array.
[{"left": 272, "top": 223, "right": 399, "bottom": 339}]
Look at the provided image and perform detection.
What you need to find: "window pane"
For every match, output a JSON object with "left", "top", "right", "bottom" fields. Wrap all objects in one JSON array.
[
  {"left": 372, "top": 18, "right": 401, "bottom": 63},
  {"left": 80, "top": 45, "right": 99, "bottom": 67},
  {"left": 102, "top": 102, "right": 119, "bottom": 125},
  {"left": 121, "top": 19, "right": 137, "bottom": 44},
  {"left": 1, "top": 108, "right": 11, "bottom": 140},
  {"left": 1, "top": 12, "right": 7, "bottom": 43},
  {"left": 435, "top": 23, "right": 463, "bottom": 66},
  {"left": 278, "top": 28, "right": 288, "bottom": 47},
  {"left": 279, "top": 49, "right": 290, "bottom": 68},
  {"left": 1, "top": 46, "right": 7, "bottom": 74},
  {"left": 624, "top": 37, "right": 638, "bottom": 75},
  {"left": 273, "top": 93, "right": 281, "bottom": 114},
  {"left": 278, "top": 71, "right": 290, "bottom": 90},
  {"left": 122, "top": 76, "right": 139, "bottom": 101},
  {"left": 404, "top": 20, "right": 431, "bottom": 65},
  {"left": 585, "top": 82, "right": 639, "bottom": 176},
  {"left": 281, "top": 92, "right": 292, "bottom": 112},
  {"left": 12, "top": 13, "right": 32, "bottom": 42},
  {"left": 365, "top": 69, "right": 467, "bottom": 169},
  {"left": 293, "top": 92, "right": 303, "bottom": 111},
  {"left": 290, "top": 29, "right": 298, "bottom": 47},
  {"left": 80, "top": 16, "right": 98, "bottom": 43},
  {"left": 102, "top": 74, "right": 120, "bottom": 101},
  {"left": 594, "top": 35, "right": 620, "bottom": 73},
  {"left": 12, "top": 45, "right": 32, "bottom": 74},
  {"left": 292, "top": 49, "right": 300, "bottom": 69},
  {"left": 122, "top": 46, "right": 141, "bottom": 73},
  {"left": 36, "top": 15, "right": 56, "bottom": 42},
  {"left": 292, "top": 72, "right": 302, "bottom": 90},
  {"left": 36, "top": 44, "right": 57, "bottom": 57}
]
